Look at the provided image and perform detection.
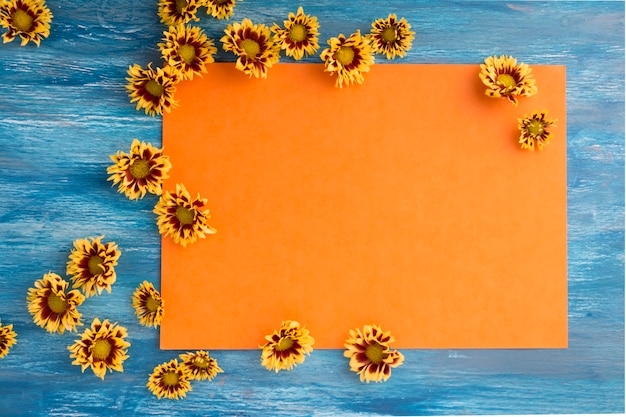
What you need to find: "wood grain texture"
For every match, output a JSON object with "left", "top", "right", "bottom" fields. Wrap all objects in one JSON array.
[{"left": 0, "top": 1, "right": 623, "bottom": 416}]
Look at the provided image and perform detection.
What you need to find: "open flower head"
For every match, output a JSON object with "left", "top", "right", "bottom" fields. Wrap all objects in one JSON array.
[
  {"left": 518, "top": 109, "right": 557, "bottom": 151},
  {"left": 159, "top": 24, "right": 217, "bottom": 81},
  {"left": 126, "top": 63, "right": 179, "bottom": 117},
  {"left": 201, "top": 0, "right": 236, "bottom": 20},
  {"left": 27, "top": 272, "right": 85, "bottom": 334},
  {"left": 154, "top": 183, "right": 216, "bottom": 247},
  {"left": 0, "top": 320, "right": 17, "bottom": 359},
  {"left": 132, "top": 281, "right": 164, "bottom": 328},
  {"left": 479, "top": 55, "right": 537, "bottom": 106},
  {"left": 260, "top": 320, "right": 314, "bottom": 372},
  {"left": 66, "top": 236, "right": 121, "bottom": 297},
  {"left": 320, "top": 30, "right": 375, "bottom": 88},
  {"left": 0, "top": 0, "right": 53, "bottom": 46},
  {"left": 344, "top": 324, "right": 404, "bottom": 383},
  {"left": 368, "top": 14, "right": 414, "bottom": 60},
  {"left": 179, "top": 350, "right": 223, "bottom": 381},
  {"left": 271, "top": 7, "right": 320, "bottom": 61},
  {"left": 221, "top": 18, "right": 281, "bottom": 79},
  {"left": 107, "top": 139, "right": 172, "bottom": 201},
  {"left": 148, "top": 359, "right": 192, "bottom": 400},
  {"left": 68, "top": 318, "right": 130, "bottom": 380},
  {"left": 158, "top": 0, "right": 200, "bottom": 26}
]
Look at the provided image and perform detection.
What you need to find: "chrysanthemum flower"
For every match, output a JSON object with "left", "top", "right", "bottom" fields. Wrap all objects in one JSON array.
[
  {"left": 479, "top": 55, "right": 538, "bottom": 106},
  {"left": 201, "top": 0, "right": 236, "bottom": 20},
  {"left": 320, "top": 30, "right": 375, "bottom": 88},
  {"left": 271, "top": 7, "right": 320, "bottom": 61},
  {"left": 153, "top": 183, "right": 216, "bottom": 247},
  {"left": 260, "top": 320, "right": 314, "bottom": 372},
  {"left": 0, "top": 320, "right": 17, "bottom": 359},
  {"left": 221, "top": 18, "right": 281, "bottom": 79},
  {"left": 68, "top": 318, "right": 130, "bottom": 380},
  {"left": 26, "top": 272, "right": 85, "bottom": 334},
  {"left": 179, "top": 350, "right": 223, "bottom": 381},
  {"left": 131, "top": 281, "right": 164, "bottom": 328},
  {"left": 0, "top": 0, "right": 53, "bottom": 46},
  {"left": 147, "top": 359, "right": 192, "bottom": 400},
  {"left": 158, "top": 0, "right": 200, "bottom": 26},
  {"left": 107, "top": 139, "right": 172, "bottom": 201},
  {"left": 66, "top": 236, "right": 121, "bottom": 297},
  {"left": 344, "top": 324, "right": 404, "bottom": 383},
  {"left": 367, "top": 14, "right": 414, "bottom": 60},
  {"left": 518, "top": 109, "right": 557, "bottom": 151},
  {"left": 126, "top": 63, "right": 179, "bottom": 117},
  {"left": 159, "top": 24, "right": 217, "bottom": 81}
]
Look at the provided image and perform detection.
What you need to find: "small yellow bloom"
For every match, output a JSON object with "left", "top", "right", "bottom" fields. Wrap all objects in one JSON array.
[
  {"left": 68, "top": 318, "right": 130, "bottom": 380},
  {"left": 201, "top": 0, "right": 236, "bottom": 20},
  {"left": 147, "top": 359, "right": 192, "bottom": 400},
  {"left": 518, "top": 109, "right": 558, "bottom": 151},
  {"left": 153, "top": 183, "right": 216, "bottom": 247},
  {"left": 107, "top": 139, "right": 172, "bottom": 200},
  {"left": 126, "top": 63, "right": 179, "bottom": 117},
  {"left": 158, "top": 0, "right": 200, "bottom": 26},
  {"left": 66, "top": 236, "right": 121, "bottom": 297},
  {"left": 159, "top": 24, "right": 217, "bottom": 81},
  {"left": 179, "top": 350, "right": 223, "bottom": 381},
  {"left": 131, "top": 281, "right": 164, "bottom": 328},
  {"left": 320, "top": 30, "right": 375, "bottom": 88},
  {"left": 221, "top": 18, "right": 281, "bottom": 79},
  {"left": 0, "top": 320, "right": 17, "bottom": 359},
  {"left": 260, "top": 320, "right": 314, "bottom": 372},
  {"left": 368, "top": 14, "right": 415, "bottom": 60},
  {"left": 271, "top": 7, "right": 320, "bottom": 61},
  {"left": 344, "top": 324, "right": 404, "bottom": 383},
  {"left": 0, "top": 0, "right": 53, "bottom": 46},
  {"left": 479, "top": 55, "right": 538, "bottom": 106},
  {"left": 26, "top": 272, "right": 85, "bottom": 334}
]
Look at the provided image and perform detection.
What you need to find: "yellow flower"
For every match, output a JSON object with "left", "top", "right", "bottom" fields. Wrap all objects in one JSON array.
[
  {"left": 367, "top": 14, "right": 414, "bottom": 60},
  {"left": 126, "top": 63, "right": 179, "bottom": 117},
  {"left": 221, "top": 18, "right": 281, "bottom": 79},
  {"left": 179, "top": 350, "right": 223, "bottom": 381},
  {"left": 479, "top": 55, "right": 538, "bottom": 106},
  {"left": 107, "top": 139, "right": 172, "bottom": 200},
  {"left": 201, "top": 0, "right": 236, "bottom": 20},
  {"left": 260, "top": 320, "right": 314, "bottom": 372},
  {"left": 518, "top": 109, "right": 558, "bottom": 151},
  {"left": 153, "top": 183, "right": 216, "bottom": 247},
  {"left": 147, "top": 359, "right": 192, "bottom": 400},
  {"left": 271, "top": 7, "right": 320, "bottom": 61},
  {"left": 132, "top": 281, "right": 164, "bottom": 328},
  {"left": 158, "top": 0, "right": 200, "bottom": 26},
  {"left": 66, "top": 236, "right": 121, "bottom": 297},
  {"left": 344, "top": 324, "right": 404, "bottom": 383},
  {"left": 26, "top": 272, "right": 85, "bottom": 334},
  {"left": 0, "top": 320, "right": 17, "bottom": 359},
  {"left": 68, "top": 318, "right": 130, "bottom": 380},
  {"left": 159, "top": 24, "right": 217, "bottom": 81},
  {"left": 320, "top": 30, "right": 375, "bottom": 88},
  {"left": 0, "top": 0, "right": 52, "bottom": 46}
]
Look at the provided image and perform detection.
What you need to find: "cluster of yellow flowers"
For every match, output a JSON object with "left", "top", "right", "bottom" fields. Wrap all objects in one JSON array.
[
  {"left": 0, "top": 0, "right": 52, "bottom": 46},
  {"left": 19, "top": 237, "right": 166, "bottom": 381},
  {"left": 126, "top": 1, "right": 416, "bottom": 116},
  {"left": 148, "top": 351, "right": 224, "bottom": 400},
  {"left": 479, "top": 54, "right": 558, "bottom": 150},
  {"left": 107, "top": 138, "right": 215, "bottom": 248},
  {"left": 260, "top": 321, "right": 404, "bottom": 384}
]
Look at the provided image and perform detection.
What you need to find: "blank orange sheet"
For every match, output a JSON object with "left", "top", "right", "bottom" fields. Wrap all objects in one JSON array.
[{"left": 161, "top": 63, "right": 567, "bottom": 349}]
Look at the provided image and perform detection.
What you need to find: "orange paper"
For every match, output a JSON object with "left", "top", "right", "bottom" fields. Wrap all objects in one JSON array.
[{"left": 161, "top": 63, "right": 567, "bottom": 349}]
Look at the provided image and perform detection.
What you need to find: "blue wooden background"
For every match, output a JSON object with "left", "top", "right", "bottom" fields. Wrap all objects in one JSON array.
[{"left": 0, "top": 1, "right": 623, "bottom": 415}]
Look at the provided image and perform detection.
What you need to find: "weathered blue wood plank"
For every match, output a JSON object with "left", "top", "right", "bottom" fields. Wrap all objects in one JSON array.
[{"left": 0, "top": 1, "right": 623, "bottom": 415}]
